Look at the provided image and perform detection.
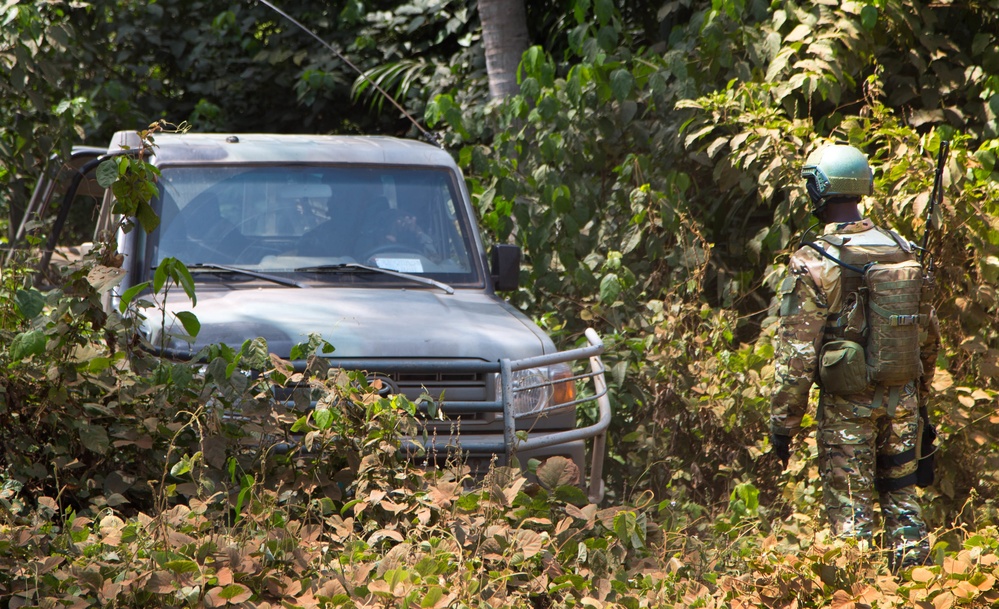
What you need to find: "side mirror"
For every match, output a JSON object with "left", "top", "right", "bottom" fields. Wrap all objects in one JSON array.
[{"left": 490, "top": 244, "right": 521, "bottom": 291}]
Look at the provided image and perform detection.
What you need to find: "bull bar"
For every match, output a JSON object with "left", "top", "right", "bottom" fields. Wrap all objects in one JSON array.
[{"left": 307, "top": 328, "right": 611, "bottom": 503}]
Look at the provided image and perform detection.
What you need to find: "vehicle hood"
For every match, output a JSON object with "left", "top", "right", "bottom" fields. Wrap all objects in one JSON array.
[{"left": 146, "top": 286, "right": 554, "bottom": 361}]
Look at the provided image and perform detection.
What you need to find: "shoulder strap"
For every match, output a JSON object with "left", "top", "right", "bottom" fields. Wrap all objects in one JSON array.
[
  {"left": 818, "top": 235, "right": 848, "bottom": 247},
  {"left": 803, "top": 240, "right": 867, "bottom": 275},
  {"left": 880, "top": 227, "right": 914, "bottom": 254}
]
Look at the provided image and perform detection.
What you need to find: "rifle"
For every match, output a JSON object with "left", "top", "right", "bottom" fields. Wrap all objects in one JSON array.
[
  {"left": 915, "top": 141, "right": 947, "bottom": 489},
  {"left": 919, "top": 140, "right": 950, "bottom": 267}
]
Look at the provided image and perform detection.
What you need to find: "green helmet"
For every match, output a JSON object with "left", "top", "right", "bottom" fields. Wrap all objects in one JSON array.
[{"left": 801, "top": 144, "right": 873, "bottom": 204}]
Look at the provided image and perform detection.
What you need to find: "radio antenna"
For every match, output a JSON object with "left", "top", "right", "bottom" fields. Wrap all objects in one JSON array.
[{"left": 257, "top": 0, "right": 442, "bottom": 148}]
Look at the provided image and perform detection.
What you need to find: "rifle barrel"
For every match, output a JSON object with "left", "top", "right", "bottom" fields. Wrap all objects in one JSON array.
[{"left": 920, "top": 141, "right": 950, "bottom": 265}]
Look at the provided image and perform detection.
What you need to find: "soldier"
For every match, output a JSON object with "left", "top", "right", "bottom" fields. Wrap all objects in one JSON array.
[{"left": 769, "top": 144, "right": 940, "bottom": 570}]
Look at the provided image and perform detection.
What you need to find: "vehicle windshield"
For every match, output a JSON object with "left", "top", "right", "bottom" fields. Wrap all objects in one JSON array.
[{"left": 149, "top": 165, "right": 480, "bottom": 285}]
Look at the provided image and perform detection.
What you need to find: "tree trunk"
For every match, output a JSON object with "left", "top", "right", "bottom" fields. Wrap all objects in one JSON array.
[{"left": 478, "top": 0, "right": 530, "bottom": 100}]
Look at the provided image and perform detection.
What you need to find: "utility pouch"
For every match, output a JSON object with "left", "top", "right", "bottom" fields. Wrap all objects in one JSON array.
[
  {"left": 838, "top": 291, "right": 868, "bottom": 343},
  {"left": 819, "top": 340, "right": 869, "bottom": 395}
]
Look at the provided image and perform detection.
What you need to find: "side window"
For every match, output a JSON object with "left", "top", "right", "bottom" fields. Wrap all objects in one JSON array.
[
  {"left": 14, "top": 149, "right": 106, "bottom": 272},
  {"left": 54, "top": 162, "right": 105, "bottom": 247}
]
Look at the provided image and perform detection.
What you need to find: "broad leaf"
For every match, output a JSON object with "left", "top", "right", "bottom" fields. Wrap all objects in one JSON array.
[
  {"left": 10, "top": 330, "right": 46, "bottom": 361},
  {"left": 599, "top": 273, "right": 621, "bottom": 303},
  {"left": 86, "top": 265, "right": 126, "bottom": 294},
  {"left": 79, "top": 425, "right": 110, "bottom": 455},
  {"left": 536, "top": 456, "right": 580, "bottom": 490},
  {"left": 95, "top": 158, "right": 120, "bottom": 188},
  {"left": 173, "top": 311, "right": 200, "bottom": 338},
  {"left": 216, "top": 584, "right": 251, "bottom": 602},
  {"left": 314, "top": 408, "right": 334, "bottom": 430},
  {"left": 14, "top": 288, "right": 45, "bottom": 319},
  {"left": 118, "top": 281, "right": 151, "bottom": 313},
  {"left": 609, "top": 68, "right": 633, "bottom": 101}
]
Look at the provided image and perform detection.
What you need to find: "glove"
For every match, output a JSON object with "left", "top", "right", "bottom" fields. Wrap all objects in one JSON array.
[{"left": 771, "top": 432, "right": 791, "bottom": 470}]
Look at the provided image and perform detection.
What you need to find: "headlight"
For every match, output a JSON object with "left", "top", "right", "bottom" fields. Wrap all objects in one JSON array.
[{"left": 510, "top": 362, "right": 576, "bottom": 417}]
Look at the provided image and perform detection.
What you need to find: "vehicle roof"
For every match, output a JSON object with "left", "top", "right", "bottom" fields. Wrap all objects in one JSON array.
[{"left": 106, "top": 132, "right": 457, "bottom": 169}]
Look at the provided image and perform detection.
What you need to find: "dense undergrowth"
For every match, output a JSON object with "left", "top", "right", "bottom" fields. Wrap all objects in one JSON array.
[
  {"left": 3, "top": 1, "right": 999, "bottom": 605},
  {"left": 4, "top": 293, "right": 999, "bottom": 609},
  {"left": 1, "top": 241, "right": 998, "bottom": 607}
]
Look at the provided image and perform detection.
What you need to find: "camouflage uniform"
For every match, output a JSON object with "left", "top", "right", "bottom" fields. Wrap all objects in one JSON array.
[{"left": 771, "top": 218, "right": 940, "bottom": 568}]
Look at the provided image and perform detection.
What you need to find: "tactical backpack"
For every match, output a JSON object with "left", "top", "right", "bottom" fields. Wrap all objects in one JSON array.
[
  {"left": 810, "top": 229, "right": 926, "bottom": 402},
  {"left": 807, "top": 227, "right": 936, "bottom": 487}
]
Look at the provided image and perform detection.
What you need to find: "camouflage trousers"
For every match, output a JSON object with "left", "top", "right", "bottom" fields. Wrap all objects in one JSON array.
[{"left": 818, "top": 384, "right": 929, "bottom": 569}]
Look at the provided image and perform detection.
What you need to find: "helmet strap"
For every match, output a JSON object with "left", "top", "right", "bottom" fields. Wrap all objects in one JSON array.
[{"left": 805, "top": 176, "right": 829, "bottom": 217}]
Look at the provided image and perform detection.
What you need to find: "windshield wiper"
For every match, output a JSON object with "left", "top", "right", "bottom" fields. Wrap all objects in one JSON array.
[
  {"left": 188, "top": 263, "right": 311, "bottom": 288},
  {"left": 293, "top": 263, "right": 454, "bottom": 294}
]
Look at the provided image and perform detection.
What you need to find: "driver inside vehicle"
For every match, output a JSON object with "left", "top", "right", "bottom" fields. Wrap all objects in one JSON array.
[
  {"left": 291, "top": 193, "right": 352, "bottom": 258},
  {"left": 381, "top": 208, "right": 434, "bottom": 256}
]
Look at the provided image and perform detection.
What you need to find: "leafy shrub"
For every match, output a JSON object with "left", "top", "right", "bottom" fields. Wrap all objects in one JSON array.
[{"left": 427, "top": 0, "right": 999, "bottom": 530}]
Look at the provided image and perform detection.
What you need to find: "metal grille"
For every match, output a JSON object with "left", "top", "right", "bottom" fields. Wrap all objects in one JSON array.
[{"left": 272, "top": 369, "right": 493, "bottom": 422}]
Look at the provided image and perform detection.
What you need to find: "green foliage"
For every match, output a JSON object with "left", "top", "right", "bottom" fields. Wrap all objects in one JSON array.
[
  {"left": 424, "top": 0, "right": 999, "bottom": 526},
  {"left": 428, "top": 3, "right": 770, "bottom": 505},
  {"left": 7, "top": 354, "right": 999, "bottom": 609},
  {"left": 3, "top": 0, "right": 999, "bottom": 605},
  {"left": 97, "top": 153, "right": 161, "bottom": 235},
  {"left": 351, "top": 0, "right": 485, "bottom": 116},
  {"left": 0, "top": 1, "right": 96, "bottom": 240}
]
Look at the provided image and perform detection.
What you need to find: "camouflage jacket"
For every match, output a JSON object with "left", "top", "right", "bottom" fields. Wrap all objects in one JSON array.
[{"left": 770, "top": 219, "right": 940, "bottom": 437}]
